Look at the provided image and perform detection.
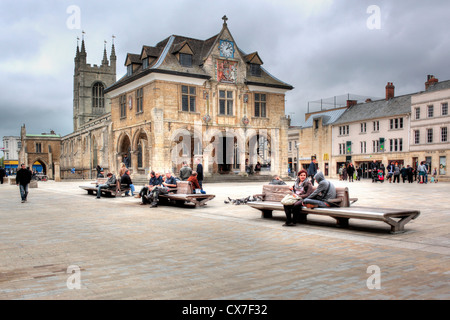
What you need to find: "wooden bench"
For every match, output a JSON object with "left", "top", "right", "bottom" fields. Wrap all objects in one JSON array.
[
  {"left": 80, "top": 178, "right": 130, "bottom": 197},
  {"left": 158, "top": 181, "right": 215, "bottom": 207},
  {"left": 247, "top": 184, "right": 420, "bottom": 234}
]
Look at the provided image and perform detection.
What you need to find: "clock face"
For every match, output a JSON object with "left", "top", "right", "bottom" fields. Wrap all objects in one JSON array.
[{"left": 219, "top": 40, "right": 234, "bottom": 58}]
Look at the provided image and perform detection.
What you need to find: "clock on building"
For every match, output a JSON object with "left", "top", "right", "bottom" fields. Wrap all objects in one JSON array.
[{"left": 219, "top": 40, "right": 234, "bottom": 58}]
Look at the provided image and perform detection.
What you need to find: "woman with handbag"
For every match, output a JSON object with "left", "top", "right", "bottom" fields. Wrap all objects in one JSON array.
[{"left": 282, "top": 169, "right": 313, "bottom": 227}]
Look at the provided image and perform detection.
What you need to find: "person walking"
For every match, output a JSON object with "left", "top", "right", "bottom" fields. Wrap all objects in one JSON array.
[
  {"left": 393, "top": 162, "right": 401, "bottom": 183},
  {"left": 179, "top": 161, "right": 192, "bottom": 181},
  {"left": 16, "top": 163, "right": 32, "bottom": 203},
  {"left": 370, "top": 160, "right": 379, "bottom": 183},
  {"left": 195, "top": 158, "right": 204, "bottom": 189},
  {"left": 386, "top": 162, "right": 394, "bottom": 183},
  {"left": 347, "top": 163, "right": 355, "bottom": 182},
  {"left": 307, "top": 158, "right": 317, "bottom": 186},
  {"left": 0, "top": 166, "right": 5, "bottom": 184}
]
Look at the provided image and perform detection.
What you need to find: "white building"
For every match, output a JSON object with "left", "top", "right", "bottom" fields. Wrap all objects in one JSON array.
[
  {"left": 410, "top": 76, "right": 450, "bottom": 180},
  {"left": 331, "top": 83, "right": 412, "bottom": 178},
  {"left": 1, "top": 136, "right": 21, "bottom": 172}
]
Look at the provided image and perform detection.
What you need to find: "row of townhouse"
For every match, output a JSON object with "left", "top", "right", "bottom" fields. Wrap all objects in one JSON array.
[{"left": 289, "top": 75, "right": 450, "bottom": 181}]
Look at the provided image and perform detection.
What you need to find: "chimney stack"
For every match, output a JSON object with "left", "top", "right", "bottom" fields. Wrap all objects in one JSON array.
[
  {"left": 425, "top": 75, "right": 439, "bottom": 90},
  {"left": 346, "top": 100, "right": 357, "bottom": 107},
  {"left": 385, "top": 82, "right": 395, "bottom": 100}
]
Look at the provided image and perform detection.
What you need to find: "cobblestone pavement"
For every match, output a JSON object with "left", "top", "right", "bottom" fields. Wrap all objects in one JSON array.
[{"left": 0, "top": 177, "right": 449, "bottom": 300}]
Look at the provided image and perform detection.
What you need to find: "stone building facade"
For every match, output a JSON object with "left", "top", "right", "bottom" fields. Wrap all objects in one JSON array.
[
  {"left": 104, "top": 17, "right": 293, "bottom": 178},
  {"left": 18, "top": 125, "right": 61, "bottom": 179},
  {"left": 289, "top": 107, "right": 347, "bottom": 177},
  {"left": 60, "top": 37, "right": 117, "bottom": 179}
]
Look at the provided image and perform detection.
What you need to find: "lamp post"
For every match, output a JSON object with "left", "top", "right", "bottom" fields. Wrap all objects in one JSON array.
[{"left": 296, "top": 142, "right": 301, "bottom": 174}]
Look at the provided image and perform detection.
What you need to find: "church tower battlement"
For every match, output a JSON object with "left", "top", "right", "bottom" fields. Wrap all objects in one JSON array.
[{"left": 73, "top": 33, "right": 117, "bottom": 131}]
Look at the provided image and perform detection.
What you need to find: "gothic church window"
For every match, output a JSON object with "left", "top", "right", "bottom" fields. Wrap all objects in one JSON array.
[{"left": 92, "top": 83, "right": 105, "bottom": 108}]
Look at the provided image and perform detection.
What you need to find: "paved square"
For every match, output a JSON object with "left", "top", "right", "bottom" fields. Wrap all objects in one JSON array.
[{"left": 0, "top": 178, "right": 449, "bottom": 300}]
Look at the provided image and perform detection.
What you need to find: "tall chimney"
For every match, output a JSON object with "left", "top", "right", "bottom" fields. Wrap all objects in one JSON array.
[
  {"left": 425, "top": 75, "right": 439, "bottom": 90},
  {"left": 346, "top": 100, "right": 357, "bottom": 107},
  {"left": 385, "top": 82, "right": 395, "bottom": 100}
]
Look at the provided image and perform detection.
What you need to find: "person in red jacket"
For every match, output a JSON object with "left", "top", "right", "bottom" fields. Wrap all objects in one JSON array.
[{"left": 187, "top": 172, "right": 206, "bottom": 194}]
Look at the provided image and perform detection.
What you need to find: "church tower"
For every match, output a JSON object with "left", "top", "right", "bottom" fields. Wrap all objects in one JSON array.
[{"left": 73, "top": 33, "right": 117, "bottom": 131}]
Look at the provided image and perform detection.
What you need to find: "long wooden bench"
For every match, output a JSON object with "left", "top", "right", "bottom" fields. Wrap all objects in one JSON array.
[
  {"left": 79, "top": 178, "right": 130, "bottom": 197},
  {"left": 247, "top": 184, "right": 420, "bottom": 234},
  {"left": 158, "top": 181, "right": 215, "bottom": 207}
]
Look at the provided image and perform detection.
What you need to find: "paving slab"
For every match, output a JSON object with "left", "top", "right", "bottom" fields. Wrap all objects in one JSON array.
[{"left": 0, "top": 178, "right": 449, "bottom": 300}]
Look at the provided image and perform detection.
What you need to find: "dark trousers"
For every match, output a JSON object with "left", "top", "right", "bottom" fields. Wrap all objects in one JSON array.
[
  {"left": 393, "top": 174, "right": 400, "bottom": 183},
  {"left": 283, "top": 202, "right": 303, "bottom": 224},
  {"left": 309, "top": 175, "right": 315, "bottom": 186},
  {"left": 149, "top": 187, "right": 169, "bottom": 204}
]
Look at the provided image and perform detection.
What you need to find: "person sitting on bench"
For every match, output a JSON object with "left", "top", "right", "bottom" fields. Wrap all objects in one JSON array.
[
  {"left": 302, "top": 171, "right": 336, "bottom": 208},
  {"left": 188, "top": 171, "right": 206, "bottom": 194},
  {"left": 136, "top": 171, "right": 162, "bottom": 204},
  {"left": 96, "top": 172, "right": 116, "bottom": 199},
  {"left": 148, "top": 171, "right": 178, "bottom": 208},
  {"left": 282, "top": 169, "right": 313, "bottom": 227}
]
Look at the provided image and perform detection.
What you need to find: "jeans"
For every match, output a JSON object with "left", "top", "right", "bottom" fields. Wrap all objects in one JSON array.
[
  {"left": 96, "top": 184, "right": 109, "bottom": 198},
  {"left": 125, "top": 184, "right": 135, "bottom": 196},
  {"left": 149, "top": 187, "right": 169, "bottom": 204},
  {"left": 19, "top": 184, "right": 29, "bottom": 201},
  {"left": 303, "top": 198, "right": 329, "bottom": 208}
]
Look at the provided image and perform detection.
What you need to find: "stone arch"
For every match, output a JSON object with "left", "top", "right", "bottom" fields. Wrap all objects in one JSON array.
[
  {"left": 116, "top": 131, "right": 132, "bottom": 171},
  {"left": 29, "top": 157, "right": 48, "bottom": 175},
  {"left": 131, "top": 128, "right": 151, "bottom": 173},
  {"left": 246, "top": 129, "right": 273, "bottom": 171},
  {"left": 169, "top": 126, "right": 195, "bottom": 173}
]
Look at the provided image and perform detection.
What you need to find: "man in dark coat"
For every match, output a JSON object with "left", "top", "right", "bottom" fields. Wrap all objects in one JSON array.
[
  {"left": 16, "top": 163, "right": 32, "bottom": 203},
  {"left": 347, "top": 163, "right": 355, "bottom": 182},
  {"left": 0, "top": 166, "right": 6, "bottom": 184},
  {"left": 307, "top": 158, "right": 317, "bottom": 186},
  {"left": 370, "top": 160, "right": 379, "bottom": 182},
  {"left": 195, "top": 158, "right": 204, "bottom": 189}
]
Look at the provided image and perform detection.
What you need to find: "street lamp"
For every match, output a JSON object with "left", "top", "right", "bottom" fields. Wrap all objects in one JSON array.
[{"left": 296, "top": 142, "right": 301, "bottom": 174}]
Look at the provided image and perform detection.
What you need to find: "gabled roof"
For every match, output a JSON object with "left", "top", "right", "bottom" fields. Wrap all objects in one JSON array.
[
  {"left": 302, "top": 108, "right": 348, "bottom": 128},
  {"left": 244, "top": 52, "right": 263, "bottom": 65},
  {"left": 333, "top": 94, "right": 412, "bottom": 125},
  {"left": 125, "top": 53, "right": 142, "bottom": 66},
  {"left": 105, "top": 22, "right": 293, "bottom": 93}
]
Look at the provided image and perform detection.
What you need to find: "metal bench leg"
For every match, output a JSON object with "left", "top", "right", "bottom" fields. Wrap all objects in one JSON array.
[
  {"left": 261, "top": 210, "right": 273, "bottom": 219},
  {"left": 335, "top": 217, "right": 350, "bottom": 228},
  {"left": 385, "top": 216, "right": 414, "bottom": 234}
]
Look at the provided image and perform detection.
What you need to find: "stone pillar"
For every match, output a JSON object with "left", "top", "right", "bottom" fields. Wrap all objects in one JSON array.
[
  {"left": 54, "top": 162, "right": 61, "bottom": 182},
  {"left": 131, "top": 150, "right": 138, "bottom": 174}
]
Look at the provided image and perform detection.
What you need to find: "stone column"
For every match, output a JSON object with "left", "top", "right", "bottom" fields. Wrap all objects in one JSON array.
[{"left": 54, "top": 162, "right": 61, "bottom": 182}]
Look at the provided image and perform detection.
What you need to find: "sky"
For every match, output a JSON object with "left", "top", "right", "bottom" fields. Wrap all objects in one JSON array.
[{"left": 1, "top": 0, "right": 450, "bottom": 144}]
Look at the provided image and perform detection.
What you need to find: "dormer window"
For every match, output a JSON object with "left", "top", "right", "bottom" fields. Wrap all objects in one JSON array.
[
  {"left": 250, "top": 63, "right": 261, "bottom": 77},
  {"left": 143, "top": 58, "right": 149, "bottom": 69},
  {"left": 180, "top": 53, "right": 192, "bottom": 67},
  {"left": 127, "top": 65, "right": 132, "bottom": 76}
]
